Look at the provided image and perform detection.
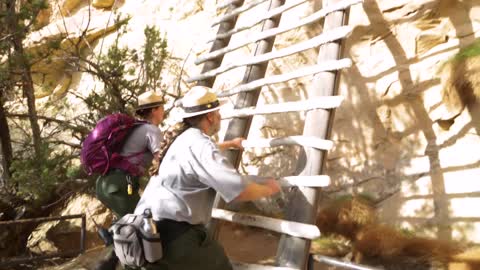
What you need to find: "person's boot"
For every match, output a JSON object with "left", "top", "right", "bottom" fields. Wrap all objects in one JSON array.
[{"left": 93, "top": 249, "right": 119, "bottom": 270}]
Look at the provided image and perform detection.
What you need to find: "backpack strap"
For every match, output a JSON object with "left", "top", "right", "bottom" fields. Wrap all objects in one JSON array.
[
  {"left": 109, "top": 121, "right": 150, "bottom": 177},
  {"left": 101, "top": 145, "right": 110, "bottom": 176},
  {"left": 110, "top": 153, "right": 145, "bottom": 177}
]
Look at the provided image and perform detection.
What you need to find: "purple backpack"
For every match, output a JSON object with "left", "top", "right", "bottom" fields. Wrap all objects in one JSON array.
[{"left": 80, "top": 113, "right": 145, "bottom": 177}]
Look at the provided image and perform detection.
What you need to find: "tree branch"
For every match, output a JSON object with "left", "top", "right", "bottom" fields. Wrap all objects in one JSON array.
[
  {"left": 46, "top": 140, "right": 81, "bottom": 149},
  {"left": 6, "top": 113, "right": 89, "bottom": 135}
]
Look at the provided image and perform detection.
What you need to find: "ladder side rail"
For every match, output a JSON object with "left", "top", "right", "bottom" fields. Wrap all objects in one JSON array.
[
  {"left": 208, "top": 0, "right": 287, "bottom": 239},
  {"left": 275, "top": 0, "right": 349, "bottom": 268}
]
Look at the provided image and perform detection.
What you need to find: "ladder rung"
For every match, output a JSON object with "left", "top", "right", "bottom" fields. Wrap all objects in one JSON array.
[
  {"left": 312, "top": 255, "right": 382, "bottom": 270},
  {"left": 221, "top": 96, "right": 344, "bottom": 118},
  {"left": 217, "top": 59, "right": 352, "bottom": 98},
  {"left": 196, "top": 0, "right": 362, "bottom": 65},
  {"left": 240, "top": 136, "right": 334, "bottom": 150},
  {"left": 210, "top": 0, "right": 308, "bottom": 42},
  {"left": 188, "top": 26, "right": 353, "bottom": 82},
  {"left": 211, "top": 209, "right": 320, "bottom": 239},
  {"left": 279, "top": 175, "right": 330, "bottom": 187},
  {"left": 232, "top": 262, "right": 299, "bottom": 270}
]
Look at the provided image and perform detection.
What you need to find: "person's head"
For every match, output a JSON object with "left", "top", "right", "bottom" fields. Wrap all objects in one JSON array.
[
  {"left": 135, "top": 90, "right": 165, "bottom": 125},
  {"left": 179, "top": 86, "right": 225, "bottom": 136}
]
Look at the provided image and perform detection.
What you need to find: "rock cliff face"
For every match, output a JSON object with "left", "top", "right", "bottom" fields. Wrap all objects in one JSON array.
[
  {"left": 334, "top": 0, "right": 480, "bottom": 242},
  {"left": 30, "top": 0, "right": 480, "bottom": 243}
]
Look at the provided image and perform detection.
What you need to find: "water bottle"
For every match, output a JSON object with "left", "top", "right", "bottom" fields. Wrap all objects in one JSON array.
[
  {"left": 143, "top": 209, "right": 157, "bottom": 234},
  {"left": 142, "top": 209, "right": 163, "bottom": 263}
]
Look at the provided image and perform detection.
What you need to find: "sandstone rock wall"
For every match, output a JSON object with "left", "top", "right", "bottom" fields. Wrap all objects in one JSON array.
[{"left": 332, "top": 0, "right": 480, "bottom": 242}]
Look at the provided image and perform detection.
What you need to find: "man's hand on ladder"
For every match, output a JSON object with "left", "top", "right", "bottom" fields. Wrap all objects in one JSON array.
[{"left": 219, "top": 137, "right": 245, "bottom": 151}]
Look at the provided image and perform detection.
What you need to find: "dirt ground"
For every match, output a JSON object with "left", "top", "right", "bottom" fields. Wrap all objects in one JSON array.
[
  {"left": 32, "top": 222, "right": 300, "bottom": 269},
  {"left": 219, "top": 222, "right": 279, "bottom": 264},
  {"left": 219, "top": 222, "right": 329, "bottom": 270},
  {"left": 219, "top": 221, "right": 480, "bottom": 270},
  {"left": 35, "top": 221, "right": 313, "bottom": 270},
  {"left": 34, "top": 220, "right": 480, "bottom": 270}
]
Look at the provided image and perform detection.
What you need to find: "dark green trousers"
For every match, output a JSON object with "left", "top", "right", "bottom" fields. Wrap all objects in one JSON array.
[
  {"left": 95, "top": 170, "right": 140, "bottom": 270},
  {"left": 144, "top": 225, "right": 232, "bottom": 270},
  {"left": 95, "top": 170, "right": 140, "bottom": 218}
]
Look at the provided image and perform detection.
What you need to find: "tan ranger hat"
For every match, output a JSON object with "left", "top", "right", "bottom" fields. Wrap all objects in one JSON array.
[
  {"left": 136, "top": 90, "right": 164, "bottom": 111},
  {"left": 179, "top": 86, "right": 227, "bottom": 119}
]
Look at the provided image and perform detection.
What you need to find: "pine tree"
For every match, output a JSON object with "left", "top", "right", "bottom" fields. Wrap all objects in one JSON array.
[{"left": 4, "top": 0, "right": 47, "bottom": 159}]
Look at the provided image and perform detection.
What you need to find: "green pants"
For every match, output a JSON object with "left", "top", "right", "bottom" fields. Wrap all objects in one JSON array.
[
  {"left": 95, "top": 170, "right": 140, "bottom": 218},
  {"left": 145, "top": 225, "right": 232, "bottom": 270}
]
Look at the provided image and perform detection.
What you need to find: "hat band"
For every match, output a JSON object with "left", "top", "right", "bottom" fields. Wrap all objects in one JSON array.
[
  {"left": 183, "top": 100, "right": 220, "bottom": 113},
  {"left": 137, "top": 101, "right": 164, "bottom": 110}
]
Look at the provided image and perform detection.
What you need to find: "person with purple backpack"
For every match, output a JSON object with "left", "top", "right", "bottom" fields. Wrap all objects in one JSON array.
[{"left": 93, "top": 90, "right": 164, "bottom": 270}]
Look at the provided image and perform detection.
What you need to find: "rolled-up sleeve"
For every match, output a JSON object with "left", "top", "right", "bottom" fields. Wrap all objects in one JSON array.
[{"left": 190, "top": 140, "right": 249, "bottom": 202}]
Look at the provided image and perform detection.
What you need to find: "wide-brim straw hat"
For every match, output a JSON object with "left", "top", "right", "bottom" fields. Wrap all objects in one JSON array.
[
  {"left": 136, "top": 90, "right": 165, "bottom": 111},
  {"left": 178, "top": 86, "right": 227, "bottom": 119}
]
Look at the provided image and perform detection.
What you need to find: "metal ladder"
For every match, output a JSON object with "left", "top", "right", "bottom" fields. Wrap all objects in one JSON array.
[{"left": 187, "top": 0, "right": 363, "bottom": 269}]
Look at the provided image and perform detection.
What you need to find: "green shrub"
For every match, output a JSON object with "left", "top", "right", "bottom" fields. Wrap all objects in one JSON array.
[
  {"left": 10, "top": 143, "right": 80, "bottom": 207},
  {"left": 453, "top": 39, "right": 480, "bottom": 62}
]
